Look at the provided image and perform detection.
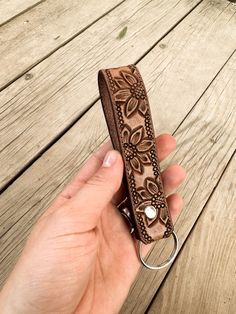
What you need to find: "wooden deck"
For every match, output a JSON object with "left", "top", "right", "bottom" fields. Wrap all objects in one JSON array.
[{"left": 0, "top": 0, "right": 236, "bottom": 313}]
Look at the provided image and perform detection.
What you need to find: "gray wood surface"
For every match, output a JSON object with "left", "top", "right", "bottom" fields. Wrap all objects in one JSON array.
[
  {"left": 0, "top": 0, "right": 201, "bottom": 190},
  {"left": 0, "top": 0, "right": 42, "bottom": 26},
  {"left": 120, "top": 49, "right": 236, "bottom": 314},
  {"left": 0, "top": 0, "right": 122, "bottom": 89},
  {"left": 148, "top": 154, "right": 236, "bottom": 314},
  {"left": 0, "top": 1, "right": 235, "bottom": 313}
]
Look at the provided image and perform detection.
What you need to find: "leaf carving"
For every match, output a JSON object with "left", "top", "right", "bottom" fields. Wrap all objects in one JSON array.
[
  {"left": 114, "top": 89, "right": 130, "bottom": 101},
  {"left": 136, "top": 187, "right": 150, "bottom": 199},
  {"left": 146, "top": 178, "right": 159, "bottom": 195},
  {"left": 137, "top": 140, "right": 153, "bottom": 152},
  {"left": 138, "top": 153, "right": 151, "bottom": 164},
  {"left": 114, "top": 78, "right": 129, "bottom": 89},
  {"left": 159, "top": 208, "right": 168, "bottom": 225},
  {"left": 130, "top": 126, "right": 144, "bottom": 145},
  {"left": 121, "top": 125, "right": 131, "bottom": 143},
  {"left": 125, "top": 97, "right": 139, "bottom": 118},
  {"left": 138, "top": 99, "right": 147, "bottom": 115},
  {"left": 121, "top": 71, "right": 137, "bottom": 85},
  {"left": 130, "top": 157, "right": 143, "bottom": 174}
]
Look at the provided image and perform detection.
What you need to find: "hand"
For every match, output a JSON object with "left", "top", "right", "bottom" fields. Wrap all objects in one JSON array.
[{"left": 0, "top": 134, "right": 186, "bottom": 314}]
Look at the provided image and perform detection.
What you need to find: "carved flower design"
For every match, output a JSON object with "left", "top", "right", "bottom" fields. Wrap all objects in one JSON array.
[
  {"left": 121, "top": 124, "right": 153, "bottom": 174},
  {"left": 113, "top": 70, "right": 147, "bottom": 118},
  {"left": 136, "top": 177, "right": 168, "bottom": 226}
]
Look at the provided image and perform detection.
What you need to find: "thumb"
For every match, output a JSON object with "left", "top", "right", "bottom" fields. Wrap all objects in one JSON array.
[{"left": 64, "top": 149, "right": 124, "bottom": 231}]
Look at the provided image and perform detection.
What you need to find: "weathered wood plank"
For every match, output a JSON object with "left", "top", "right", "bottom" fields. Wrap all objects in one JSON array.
[
  {"left": 120, "top": 51, "right": 236, "bottom": 314},
  {"left": 0, "top": 0, "right": 42, "bottom": 26},
  {"left": 0, "top": 0, "right": 202, "bottom": 190},
  {"left": 148, "top": 155, "right": 236, "bottom": 314},
  {"left": 1, "top": 0, "right": 235, "bottom": 191},
  {"left": 0, "top": 0, "right": 122, "bottom": 89},
  {"left": 0, "top": 5, "right": 236, "bottom": 292}
]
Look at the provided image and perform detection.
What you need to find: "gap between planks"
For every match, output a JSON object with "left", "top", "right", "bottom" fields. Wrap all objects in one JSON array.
[
  {"left": 1, "top": 0, "right": 235, "bottom": 191},
  {"left": 145, "top": 149, "right": 236, "bottom": 313},
  {"left": 0, "top": 0, "right": 44, "bottom": 27},
  {"left": 0, "top": 25, "right": 235, "bottom": 311},
  {"left": 1, "top": 0, "right": 234, "bottom": 236},
  {"left": 0, "top": 0, "right": 235, "bottom": 309},
  {"left": 0, "top": 0, "right": 203, "bottom": 192},
  {"left": 0, "top": 0, "right": 125, "bottom": 91},
  {"left": 120, "top": 50, "right": 236, "bottom": 314},
  {"left": 147, "top": 152, "right": 236, "bottom": 314}
]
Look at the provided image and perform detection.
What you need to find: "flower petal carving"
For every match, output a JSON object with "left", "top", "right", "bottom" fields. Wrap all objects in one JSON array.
[
  {"left": 146, "top": 178, "right": 159, "bottom": 195},
  {"left": 112, "top": 69, "right": 147, "bottom": 117},
  {"left": 114, "top": 89, "right": 130, "bottom": 101},
  {"left": 159, "top": 208, "right": 168, "bottom": 225},
  {"left": 121, "top": 71, "right": 137, "bottom": 85},
  {"left": 137, "top": 140, "right": 153, "bottom": 152},
  {"left": 121, "top": 124, "right": 153, "bottom": 174},
  {"left": 136, "top": 187, "right": 150, "bottom": 199},
  {"left": 138, "top": 153, "right": 151, "bottom": 164},
  {"left": 138, "top": 99, "right": 147, "bottom": 116},
  {"left": 114, "top": 77, "right": 129, "bottom": 89},
  {"left": 130, "top": 126, "right": 144, "bottom": 145},
  {"left": 130, "top": 157, "right": 143, "bottom": 174},
  {"left": 121, "top": 125, "right": 131, "bottom": 143},
  {"left": 125, "top": 97, "right": 139, "bottom": 118}
]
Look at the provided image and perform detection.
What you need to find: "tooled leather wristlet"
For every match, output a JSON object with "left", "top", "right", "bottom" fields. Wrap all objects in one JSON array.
[{"left": 98, "top": 64, "right": 179, "bottom": 270}]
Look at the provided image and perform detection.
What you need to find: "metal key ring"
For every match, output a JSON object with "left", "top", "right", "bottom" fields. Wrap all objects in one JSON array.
[{"left": 138, "top": 231, "right": 179, "bottom": 270}]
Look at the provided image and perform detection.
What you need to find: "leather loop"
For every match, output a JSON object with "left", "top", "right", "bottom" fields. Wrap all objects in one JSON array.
[{"left": 98, "top": 64, "right": 174, "bottom": 244}]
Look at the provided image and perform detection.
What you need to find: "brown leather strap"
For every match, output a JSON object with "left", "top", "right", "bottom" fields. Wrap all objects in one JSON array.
[{"left": 98, "top": 64, "right": 173, "bottom": 244}]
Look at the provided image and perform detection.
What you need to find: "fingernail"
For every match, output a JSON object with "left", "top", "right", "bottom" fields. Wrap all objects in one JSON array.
[{"left": 102, "top": 150, "right": 117, "bottom": 167}]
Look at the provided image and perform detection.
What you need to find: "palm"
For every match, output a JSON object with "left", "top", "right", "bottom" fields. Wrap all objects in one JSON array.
[
  {"left": 22, "top": 197, "right": 140, "bottom": 314},
  {"left": 74, "top": 201, "right": 140, "bottom": 313},
  {"left": 0, "top": 135, "right": 185, "bottom": 314}
]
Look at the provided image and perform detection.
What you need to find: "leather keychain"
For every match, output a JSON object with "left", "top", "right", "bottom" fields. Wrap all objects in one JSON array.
[{"left": 98, "top": 64, "right": 179, "bottom": 270}]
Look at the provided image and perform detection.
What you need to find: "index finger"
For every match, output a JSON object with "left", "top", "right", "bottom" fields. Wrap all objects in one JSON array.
[{"left": 55, "top": 134, "right": 176, "bottom": 204}]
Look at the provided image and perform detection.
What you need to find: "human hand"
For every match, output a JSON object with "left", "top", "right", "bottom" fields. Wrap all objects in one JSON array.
[{"left": 0, "top": 134, "right": 186, "bottom": 314}]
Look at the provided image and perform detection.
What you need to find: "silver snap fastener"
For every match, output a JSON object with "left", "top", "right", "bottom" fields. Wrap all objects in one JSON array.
[{"left": 144, "top": 205, "right": 157, "bottom": 219}]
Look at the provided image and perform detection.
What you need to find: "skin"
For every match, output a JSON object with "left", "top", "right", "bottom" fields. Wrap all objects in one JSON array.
[{"left": 0, "top": 134, "right": 186, "bottom": 314}]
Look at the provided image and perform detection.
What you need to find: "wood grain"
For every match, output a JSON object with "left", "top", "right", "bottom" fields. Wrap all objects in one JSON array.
[
  {"left": 120, "top": 50, "right": 236, "bottom": 314},
  {"left": 148, "top": 155, "right": 236, "bottom": 314},
  {"left": 0, "top": 0, "right": 42, "bottom": 26},
  {"left": 0, "top": 13, "right": 235, "bottom": 297},
  {"left": 0, "top": 0, "right": 122, "bottom": 89},
  {"left": 0, "top": 0, "right": 233, "bottom": 238},
  {"left": 1, "top": 0, "right": 235, "bottom": 191},
  {"left": 0, "top": 0, "right": 202, "bottom": 190}
]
